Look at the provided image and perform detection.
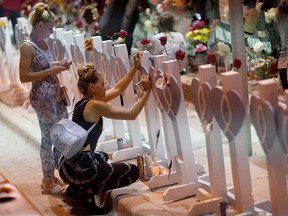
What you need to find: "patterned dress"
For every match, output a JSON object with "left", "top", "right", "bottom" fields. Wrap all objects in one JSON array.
[
  {"left": 25, "top": 38, "right": 67, "bottom": 178},
  {"left": 59, "top": 99, "right": 139, "bottom": 194}
]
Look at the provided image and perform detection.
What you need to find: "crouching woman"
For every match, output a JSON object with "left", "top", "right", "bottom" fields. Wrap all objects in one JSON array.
[{"left": 58, "top": 52, "right": 151, "bottom": 212}]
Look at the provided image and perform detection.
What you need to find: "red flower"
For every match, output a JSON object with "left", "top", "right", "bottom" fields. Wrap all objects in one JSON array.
[
  {"left": 175, "top": 50, "right": 185, "bottom": 60},
  {"left": 65, "top": 20, "right": 72, "bottom": 25},
  {"left": 75, "top": 21, "right": 83, "bottom": 28},
  {"left": 159, "top": 36, "right": 167, "bottom": 46},
  {"left": 233, "top": 59, "right": 241, "bottom": 69},
  {"left": 23, "top": 9, "right": 29, "bottom": 17},
  {"left": 106, "top": 31, "right": 115, "bottom": 37},
  {"left": 93, "top": 24, "right": 100, "bottom": 31},
  {"left": 117, "top": 30, "right": 128, "bottom": 38},
  {"left": 268, "top": 62, "right": 277, "bottom": 74},
  {"left": 206, "top": 54, "right": 216, "bottom": 64},
  {"left": 4, "top": 12, "right": 10, "bottom": 17},
  {"left": 22, "top": 6, "right": 28, "bottom": 11},
  {"left": 140, "top": 38, "right": 152, "bottom": 45}
]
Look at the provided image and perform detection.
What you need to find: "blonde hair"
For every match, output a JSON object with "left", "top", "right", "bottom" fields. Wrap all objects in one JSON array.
[
  {"left": 28, "top": 3, "right": 56, "bottom": 28},
  {"left": 77, "top": 64, "right": 102, "bottom": 96}
]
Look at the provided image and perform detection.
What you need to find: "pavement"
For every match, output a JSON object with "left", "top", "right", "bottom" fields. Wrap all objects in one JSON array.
[{"left": 0, "top": 70, "right": 283, "bottom": 216}]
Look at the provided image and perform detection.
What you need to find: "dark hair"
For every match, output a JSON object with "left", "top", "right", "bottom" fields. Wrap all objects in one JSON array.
[
  {"left": 77, "top": 63, "right": 101, "bottom": 96},
  {"left": 158, "top": 13, "right": 175, "bottom": 33}
]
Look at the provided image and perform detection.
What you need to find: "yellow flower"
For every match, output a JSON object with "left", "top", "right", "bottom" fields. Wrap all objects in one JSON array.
[
  {"left": 201, "top": 28, "right": 210, "bottom": 35},
  {"left": 0, "top": 19, "right": 7, "bottom": 28},
  {"left": 186, "top": 31, "right": 193, "bottom": 40}
]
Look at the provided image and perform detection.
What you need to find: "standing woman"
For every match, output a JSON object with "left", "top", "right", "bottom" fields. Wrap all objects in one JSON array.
[{"left": 19, "top": 3, "right": 72, "bottom": 195}]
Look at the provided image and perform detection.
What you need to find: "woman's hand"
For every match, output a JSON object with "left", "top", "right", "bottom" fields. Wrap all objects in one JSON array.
[
  {"left": 49, "top": 66, "right": 67, "bottom": 76},
  {"left": 140, "top": 75, "right": 151, "bottom": 92},
  {"left": 133, "top": 52, "right": 142, "bottom": 69},
  {"left": 58, "top": 58, "right": 72, "bottom": 70}
]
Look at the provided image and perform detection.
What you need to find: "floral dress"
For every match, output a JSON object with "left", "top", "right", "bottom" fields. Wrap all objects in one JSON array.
[{"left": 25, "top": 38, "right": 67, "bottom": 178}]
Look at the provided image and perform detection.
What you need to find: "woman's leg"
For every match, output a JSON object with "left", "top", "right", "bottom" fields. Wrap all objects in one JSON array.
[{"left": 88, "top": 162, "right": 139, "bottom": 194}]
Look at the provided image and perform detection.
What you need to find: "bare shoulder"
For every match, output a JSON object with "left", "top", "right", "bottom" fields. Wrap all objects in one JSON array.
[
  {"left": 84, "top": 100, "right": 109, "bottom": 122},
  {"left": 20, "top": 42, "right": 34, "bottom": 57}
]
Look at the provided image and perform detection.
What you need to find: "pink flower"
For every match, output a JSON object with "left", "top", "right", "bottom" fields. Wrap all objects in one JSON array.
[
  {"left": 190, "top": 20, "right": 206, "bottom": 31},
  {"left": 175, "top": 50, "right": 186, "bottom": 60},
  {"left": 193, "top": 44, "right": 207, "bottom": 53}
]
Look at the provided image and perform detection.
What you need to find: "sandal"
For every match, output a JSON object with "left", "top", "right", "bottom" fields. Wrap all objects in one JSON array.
[
  {"left": 42, "top": 184, "right": 68, "bottom": 196},
  {"left": 40, "top": 177, "right": 66, "bottom": 189},
  {"left": 41, "top": 178, "right": 68, "bottom": 196},
  {"left": 53, "top": 177, "right": 66, "bottom": 186}
]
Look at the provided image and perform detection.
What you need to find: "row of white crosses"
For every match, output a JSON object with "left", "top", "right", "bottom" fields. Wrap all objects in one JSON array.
[{"left": 190, "top": 64, "right": 288, "bottom": 215}]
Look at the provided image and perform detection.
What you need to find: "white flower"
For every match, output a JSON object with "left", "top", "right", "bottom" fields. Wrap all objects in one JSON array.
[
  {"left": 144, "top": 20, "right": 153, "bottom": 31},
  {"left": 156, "top": 4, "right": 163, "bottom": 13},
  {"left": 217, "top": 42, "right": 230, "bottom": 54},
  {"left": 253, "top": 41, "right": 264, "bottom": 53},
  {"left": 258, "top": 31, "right": 266, "bottom": 38},
  {"left": 145, "top": 8, "right": 151, "bottom": 15},
  {"left": 264, "top": 8, "right": 277, "bottom": 23}
]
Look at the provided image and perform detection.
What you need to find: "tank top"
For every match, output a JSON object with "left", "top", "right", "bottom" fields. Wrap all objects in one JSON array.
[{"left": 72, "top": 99, "right": 103, "bottom": 151}]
